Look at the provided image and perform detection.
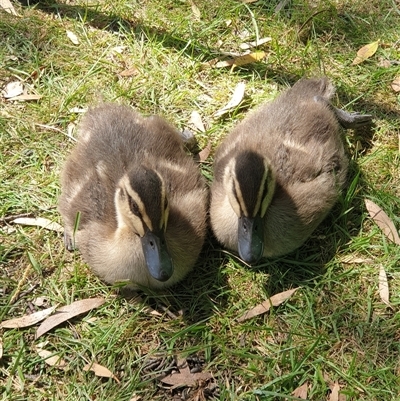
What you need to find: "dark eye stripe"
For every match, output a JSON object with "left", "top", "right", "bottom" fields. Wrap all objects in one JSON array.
[{"left": 128, "top": 196, "right": 141, "bottom": 217}]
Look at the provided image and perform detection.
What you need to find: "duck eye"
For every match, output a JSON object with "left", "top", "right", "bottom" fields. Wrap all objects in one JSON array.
[{"left": 128, "top": 197, "right": 141, "bottom": 216}]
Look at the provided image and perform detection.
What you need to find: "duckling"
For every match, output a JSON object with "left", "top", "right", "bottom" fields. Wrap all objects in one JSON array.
[
  {"left": 210, "top": 77, "right": 372, "bottom": 263},
  {"left": 58, "top": 104, "right": 208, "bottom": 289}
]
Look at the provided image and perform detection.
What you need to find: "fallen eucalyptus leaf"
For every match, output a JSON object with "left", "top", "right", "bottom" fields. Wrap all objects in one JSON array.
[
  {"left": 240, "top": 37, "right": 272, "bottom": 50},
  {"left": 36, "top": 298, "right": 105, "bottom": 339},
  {"left": 83, "top": 362, "right": 120, "bottom": 383},
  {"left": 291, "top": 381, "right": 308, "bottom": 399},
  {"left": 7, "top": 94, "right": 42, "bottom": 101},
  {"left": 12, "top": 217, "right": 63, "bottom": 233},
  {"left": 215, "top": 51, "right": 266, "bottom": 69},
  {"left": 160, "top": 358, "right": 212, "bottom": 389},
  {"left": 198, "top": 141, "right": 211, "bottom": 162},
  {"left": 0, "top": 0, "right": 18, "bottom": 15},
  {"left": 391, "top": 76, "right": 400, "bottom": 93},
  {"left": 1, "top": 306, "right": 56, "bottom": 329},
  {"left": 238, "top": 288, "right": 299, "bottom": 322},
  {"left": 352, "top": 40, "right": 379, "bottom": 65},
  {"left": 214, "top": 82, "right": 246, "bottom": 117},
  {"left": 190, "top": 0, "right": 201, "bottom": 20},
  {"left": 365, "top": 199, "right": 400, "bottom": 245},
  {"left": 379, "top": 265, "right": 390, "bottom": 306},
  {"left": 189, "top": 110, "right": 206, "bottom": 132},
  {"left": 36, "top": 348, "right": 67, "bottom": 369}
]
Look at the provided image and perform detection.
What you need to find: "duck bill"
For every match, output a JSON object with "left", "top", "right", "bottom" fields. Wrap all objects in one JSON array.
[
  {"left": 238, "top": 215, "right": 264, "bottom": 263},
  {"left": 141, "top": 229, "right": 173, "bottom": 282}
]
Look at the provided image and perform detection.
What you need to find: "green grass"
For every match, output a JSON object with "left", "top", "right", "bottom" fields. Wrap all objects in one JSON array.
[{"left": 1, "top": 0, "right": 400, "bottom": 400}]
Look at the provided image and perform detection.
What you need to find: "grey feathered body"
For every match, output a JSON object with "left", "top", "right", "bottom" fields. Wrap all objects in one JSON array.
[
  {"left": 210, "top": 78, "right": 348, "bottom": 258},
  {"left": 59, "top": 104, "right": 208, "bottom": 289}
]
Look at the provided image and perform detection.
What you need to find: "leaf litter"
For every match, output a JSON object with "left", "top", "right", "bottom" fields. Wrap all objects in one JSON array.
[
  {"left": 352, "top": 40, "right": 380, "bottom": 65},
  {"left": 36, "top": 297, "right": 105, "bottom": 338},
  {"left": 83, "top": 362, "right": 120, "bottom": 383},
  {"left": 1, "top": 306, "right": 57, "bottom": 329},
  {"left": 36, "top": 348, "right": 67, "bottom": 369},
  {"left": 378, "top": 265, "right": 391, "bottom": 307},
  {"left": 238, "top": 288, "right": 299, "bottom": 322},
  {"left": 291, "top": 381, "right": 308, "bottom": 399},
  {"left": 159, "top": 357, "right": 212, "bottom": 389},
  {"left": 365, "top": 199, "right": 400, "bottom": 245},
  {"left": 214, "top": 82, "right": 246, "bottom": 117},
  {"left": 12, "top": 217, "right": 63, "bottom": 232}
]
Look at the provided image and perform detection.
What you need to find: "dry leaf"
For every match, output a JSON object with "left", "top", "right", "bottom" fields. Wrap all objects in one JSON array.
[
  {"left": 1, "top": 306, "right": 56, "bottom": 329},
  {"left": 328, "top": 381, "right": 342, "bottom": 401},
  {"left": 33, "top": 297, "right": 49, "bottom": 307},
  {"left": 66, "top": 30, "right": 79, "bottom": 45},
  {"left": 214, "top": 82, "right": 246, "bottom": 117},
  {"left": 189, "top": 111, "right": 205, "bottom": 132},
  {"left": 36, "top": 348, "right": 67, "bottom": 369},
  {"left": 352, "top": 40, "right": 379, "bottom": 65},
  {"left": 215, "top": 51, "right": 266, "bottom": 69},
  {"left": 118, "top": 67, "right": 139, "bottom": 77},
  {"left": 0, "top": 337, "right": 3, "bottom": 359},
  {"left": 83, "top": 362, "right": 120, "bottom": 383},
  {"left": 190, "top": 0, "right": 201, "bottom": 20},
  {"left": 2, "top": 81, "right": 23, "bottom": 98},
  {"left": 365, "top": 199, "right": 400, "bottom": 245},
  {"left": 198, "top": 142, "right": 211, "bottom": 162},
  {"left": 291, "top": 381, "right": 308, "bottom": 399},
  {"left": 0, "top": 0, "right": 18, "bottom": 15},
  {"left": 129, "top": 396, "right": 142, "bottom": 401},
  {"left": 239, "top": 37, "right": 272, "bottom": 50},
  {"left": 378, "top": 265, "right": 390, "bottom": 306},
  {"left": 160, "top": 358, "right": 212, "bottom": 389},
  {"left": 240, "top": 0, "right": 258, "bottom": 3},
  {"left": 36, "top": 298, "right": 105, "bottom": 339},
  {"left": 238, "top": 288, "right": 299, "bottom": 322},
  {"left": 12, "top": 217, "right": 63, "bottom": 233},
  {"left": 391, "top": 76, "right": 400, "bottom": 92},
  {"left": 7, "top": 94, "right": 42, "bottom": 101},
  {"left": 340, "top": 255, "right": 373, "bottom": 264}
]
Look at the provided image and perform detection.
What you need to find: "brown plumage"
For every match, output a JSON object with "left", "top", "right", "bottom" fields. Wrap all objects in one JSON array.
[
  {"left": 210, "top": 77, "right": 371, "bottom": 262},
  {"left": 59, "top": 104, "right": 208, "bottom": 289}
]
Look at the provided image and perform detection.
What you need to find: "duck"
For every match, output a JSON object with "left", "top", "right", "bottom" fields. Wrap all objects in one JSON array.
[
  {"left": 210, "top": 77, "right": 372, "bottom": 263},
  {"left": 58, "top": 104, "right": 208, "bottom": 289}
]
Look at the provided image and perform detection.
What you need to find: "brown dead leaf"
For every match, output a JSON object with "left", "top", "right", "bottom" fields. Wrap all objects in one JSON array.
[
  {"left": 215, "top": 52, "right": 266, "bottom": 69},
  {"left": 214, "top": 82, "right": 246, "bottom": 117},
  {"left": 240, "top": 0, "right": 258, "bottom": 3},
  {"left": 118, "top": 67, "right": 139, "bottom": 77},
  {"left": 238, "top": 288, "right": 299, "bottom": 322},
  {"left": 36, "top": 298, "right": 105, "bottom": 339},
  {"left": 340, "top": 255, "right": 374, "bottom": 264},
  {"left": 160, "top": 358, "right": 212, "bottom": 389},
  {"left": 12, "top": 217, "right": 63, "bottom": 232},
  {"left": 379, "top": 265, "right": 390, "bottom": 306},
  {"left": 352, "top": 40, "right": 380, "bottom": 65},
  {"left": 0, "top": 337, "right": 3, "bottom": 359},
  {"left": 190, "top": 0, "right": 201, "bottom": 20},
  {"left": 391, "top": 76, "right": 400, "bottom": 92},
  {"left": 291, "top": 381, "right": 308, "bottom": 399},
  {"left": 36, "top": 348, "right": 67, "bottom": 369},
  {"left": 240, "top": 37, "right": 272, "bottom": 50},
  {"left": 189, "top": 111, "right": 206, "bottom": 132},
  {"left": 0, "top": 0, "right": 18, "bottom": 15},
  {"left": 328, "top": 381, "right": 341, "bottom": 401},
  {"left": 365, "top": 199, "right": 400, "bottom": 245},
  {"left": 1, "top": 306, "right": 56, "bottom": 329},
  {"left": 129, "top": 396, "right": 142, "bottom": 401},
  {"left": 198, "top": 142, "right": 211, "bottom": 162},
  {"left": 7, "top": 94, "right": 42, "bottom": 101},
  {"left": 83, "top": 362, "right": 120, "bottom": 383}
]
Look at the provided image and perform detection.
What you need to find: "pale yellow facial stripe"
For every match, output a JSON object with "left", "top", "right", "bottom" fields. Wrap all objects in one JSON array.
[
  {"left": 231, "top": 158, "right": 268, "bottom": 218},
  {"left": 154, "top": 170, "right": 168, "bottom": 231},
  {"left": 126, "top": 186, "right": 153, "bottom": 232}
]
